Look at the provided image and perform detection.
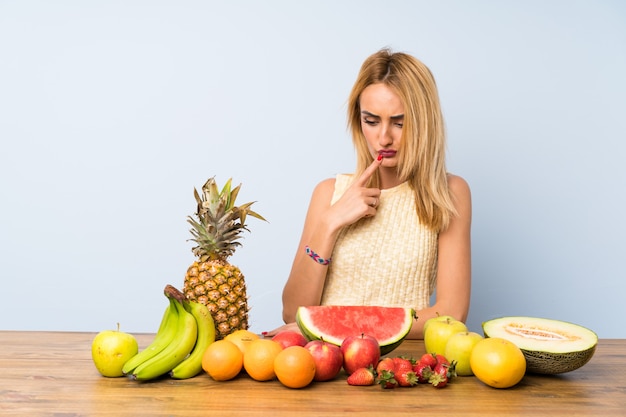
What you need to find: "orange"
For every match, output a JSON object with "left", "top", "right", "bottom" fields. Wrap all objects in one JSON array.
[
  {"left": 470, "top": 337, "right": 526, "bottom": 388},
  {"left": 274, "top": 346, "right": 316, "bottom": 389},
  {"left": 202, "top": 340, "right": 243, "bottom": 381},
  {"left": 224, "top": 329, "right": 260, "bottom": 355},
  {"left": 243, "top": 339, "right": 283, "bottom": 381}
]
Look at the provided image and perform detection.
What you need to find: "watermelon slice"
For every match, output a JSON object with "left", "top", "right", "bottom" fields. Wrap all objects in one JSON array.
[{"left": 295, "top": 305, "right": 416, "bottom": 355}]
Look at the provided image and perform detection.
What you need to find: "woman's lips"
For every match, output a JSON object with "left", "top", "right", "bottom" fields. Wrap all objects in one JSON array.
[{"left": 378, "top": 150, "right": 397, "bottom": 158}]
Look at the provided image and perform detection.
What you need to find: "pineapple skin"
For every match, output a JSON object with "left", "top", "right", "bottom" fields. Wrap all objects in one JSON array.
[{"left": 183, "top": 259, "right": 249, "bottom": 340}]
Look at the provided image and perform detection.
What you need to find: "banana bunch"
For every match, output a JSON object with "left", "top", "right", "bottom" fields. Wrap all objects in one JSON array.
[{"left": 122, "top": 284, "right": 215, "bottom": 381}]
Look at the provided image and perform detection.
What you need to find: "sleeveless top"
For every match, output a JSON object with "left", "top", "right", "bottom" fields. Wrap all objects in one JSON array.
[{"left": 320, "top": 174, "right": 439, "bottom": 310}]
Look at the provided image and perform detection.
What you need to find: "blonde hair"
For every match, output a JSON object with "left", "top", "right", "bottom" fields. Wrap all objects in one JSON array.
[{"left": 347, "top": 48, "right": 456, "bottom": 231}]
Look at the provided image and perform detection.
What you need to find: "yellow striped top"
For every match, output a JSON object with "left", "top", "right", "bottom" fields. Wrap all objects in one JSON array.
[{"left": 320, "top": 174, "right": 438, "bottom": 310}]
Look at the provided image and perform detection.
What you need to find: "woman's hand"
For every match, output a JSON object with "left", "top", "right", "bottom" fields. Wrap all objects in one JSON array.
[
  {"left": 327, "top": 157, "right": 383, "bottom": 227},
  {"left": 262, "top": 322, "right": 301, "bottom": 338}
]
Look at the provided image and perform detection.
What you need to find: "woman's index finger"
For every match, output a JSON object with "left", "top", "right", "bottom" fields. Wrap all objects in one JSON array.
[{"left": 353, "top": 156, "right": 383, "bottom": 187}]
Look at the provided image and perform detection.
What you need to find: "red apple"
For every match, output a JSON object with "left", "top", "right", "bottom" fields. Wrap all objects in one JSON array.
[
  {"left": 340, "top": 333, "right": 380, "bottom": 375},
  {"left": 305, "top": 339, "right": 344, "bottom": 381},
  {"left": 272, "top": 330, "right": 308, "bottom": 349}
]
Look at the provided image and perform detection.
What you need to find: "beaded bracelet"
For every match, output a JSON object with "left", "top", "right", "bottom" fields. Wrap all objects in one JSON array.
[{"left": 305, "top": 246, "right": 332, "bottom": 265}]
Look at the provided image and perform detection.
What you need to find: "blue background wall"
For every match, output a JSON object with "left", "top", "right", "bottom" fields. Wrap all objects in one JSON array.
[{"left": 1, "top": 1, "right": 624, "bottom": 337}]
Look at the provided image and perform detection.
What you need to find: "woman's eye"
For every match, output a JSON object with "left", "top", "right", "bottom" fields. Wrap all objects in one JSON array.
[
  {"left": 363, "top": 119, "right": 378, "bottom": 126},
  {"left": 394, "top": 122, "right": 403, "bottom": 128}
]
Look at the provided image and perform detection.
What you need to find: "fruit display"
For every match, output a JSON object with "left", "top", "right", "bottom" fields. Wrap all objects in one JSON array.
[
  {"left": 482, "top": 316, "right": 598, "bottom": 374},
  {"left": 182, "top": 177, "right": 266, "bottom": 340},
  {"left": 295, "top": 305, "right": 416, "bottom": 354},
  {"left": 92, "top": 300, "right": 598, "bottom": 392},
  {"left": 89, "top": 177, "right": 599, "bottom": 391},
  {"left": 91, "top": 324, "right": 138, "bottom": 377},
  {"left": 121, "top": 285, "right": 215, "bottom": 381}
]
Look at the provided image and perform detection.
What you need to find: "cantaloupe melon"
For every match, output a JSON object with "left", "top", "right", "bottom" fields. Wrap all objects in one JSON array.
[
  {"left": 482, "top": 316, "right": 597, "bottom": 374},
  {"left": 295, "top": 306, "right": 415, "bottom": 355}
]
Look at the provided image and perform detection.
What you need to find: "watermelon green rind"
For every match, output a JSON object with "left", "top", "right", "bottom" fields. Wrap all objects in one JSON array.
[
  {"left": 482, "top": 316, "right": 598, "bottom": 375},
  {"left": 295, "top": 305, "right": 415, "bottom": 355}
]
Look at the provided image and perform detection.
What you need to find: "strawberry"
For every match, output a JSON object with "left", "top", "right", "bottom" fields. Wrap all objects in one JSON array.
[
  {"left": 418, "top": 353, "right": 438, "bottom": 369},
  {"left": 435, "top": 354, "right": 450, "bottom": 367},
  {"left": 376, "top": 357, "right": 396, "bottom": 375},
  {"left": 376, "top": 369, "right": 398, "bottom": 389},
  {"left": 392, "top": 357, "right": 414, "bottom": 373},
  {"left": 413, "top": 361, "right": 433, "bottom": 384},
  {"left": 347, "top": 366, "right": 375, "bottom": 386},
  {"left": 395, "top": 368, "right": 418, "bottom": 387},
  {"left": 429, "top": 360, "right": 457, "bottom": 388},
  {"left": 429, "top": 371, "right": 448, "bottom": 388}
]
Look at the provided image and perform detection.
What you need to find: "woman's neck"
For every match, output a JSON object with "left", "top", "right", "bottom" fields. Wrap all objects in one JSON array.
[{"left": 378, "top": 167, "right": 403, "bottom": 190}]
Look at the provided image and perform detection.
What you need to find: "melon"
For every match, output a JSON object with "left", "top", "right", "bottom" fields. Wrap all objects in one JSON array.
[
  {"left": 482, "top": 316, "right": 598, "bottom": 374},
  {"left": 295, "top": 305, "right": 415, "bottom": 355}
]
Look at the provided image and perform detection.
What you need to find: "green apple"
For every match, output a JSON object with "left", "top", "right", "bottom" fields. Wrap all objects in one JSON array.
[
  {"left": 444, "top": 331, "right": 484, "bottom": 376},
  {"left": 423, "top": 314, "right": 457, "bottom": 334},
  {"left": 91, "top": 323, "right": 138, "bottom": 377},
  {"left": 423, "top": 316, "right": 468, "bottom": 355}
]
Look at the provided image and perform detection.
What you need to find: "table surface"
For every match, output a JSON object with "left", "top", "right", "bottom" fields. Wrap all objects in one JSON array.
[{"left": 1, "top": 331, "right": 625, "bottom": 416}]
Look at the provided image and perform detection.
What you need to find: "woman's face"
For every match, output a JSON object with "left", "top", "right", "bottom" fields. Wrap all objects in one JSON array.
[{"left": 359, "top": 83, "right": 404, "bottom": 167}]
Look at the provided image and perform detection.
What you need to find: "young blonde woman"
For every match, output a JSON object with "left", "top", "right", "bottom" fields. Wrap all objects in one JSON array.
[{"left": 266, "top": 48, "right": 472, "bottom": 339}]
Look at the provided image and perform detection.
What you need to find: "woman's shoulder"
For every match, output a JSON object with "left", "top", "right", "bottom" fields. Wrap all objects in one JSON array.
[
  {"left": 311, "top": 174, "right": 353, "bottom": 206},
  {"left": 447, "top": 173, "right": 471, "bottom": 197},
  {"left": 313, "top": 174, "right": 352, "bottom": 194},
  {"left": 313, "top": 177, "right": 335, "bottom": 193},
  {"left": 446, "top": 173, "right": 472, "bottom": 216}
]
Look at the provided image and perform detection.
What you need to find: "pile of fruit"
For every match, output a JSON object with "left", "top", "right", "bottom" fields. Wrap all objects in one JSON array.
[
  {"left": 91, "top": 308, "right": 599, "bottom": 390},
  {"left": 205, "top": 330, "right": 460, "bottom": 389},
  {"left": 422, "top": 314, "right": 525, "bottom": 388},
  {"left": 91, "top": 284, "right": 215, "bottom": 380},
  {"left": 92, "top": 176, "right": 263, "bottom": 380},
  {"left": 90, "top": 176, "right": 599, "bottom": 390},
  {"left": 347, "top": 351, "right": 457, "bottom": 389},
  {"left": 203, "top": 330, "right": 317, "bottom": 388}
]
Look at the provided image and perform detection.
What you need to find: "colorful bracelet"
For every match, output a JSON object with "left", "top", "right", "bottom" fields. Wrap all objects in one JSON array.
[{"left": 305, "top": 246, "right": 332, "bottom": 265}]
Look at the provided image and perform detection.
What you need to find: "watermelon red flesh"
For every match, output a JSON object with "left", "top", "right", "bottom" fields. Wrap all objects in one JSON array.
[{"left": 296, "top": 305, "right": 415, "bottom": 355}]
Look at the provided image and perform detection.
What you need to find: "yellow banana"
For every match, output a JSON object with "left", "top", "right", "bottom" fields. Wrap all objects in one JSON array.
[
  {"left": 122, "top": 298, "right": 178, "bottom": 375},
  {"left": 170, "top": 300, "right": 216, "bottom": 379},
  {"left": 131, "top": 295, "right": 198, "bottom": 381}
]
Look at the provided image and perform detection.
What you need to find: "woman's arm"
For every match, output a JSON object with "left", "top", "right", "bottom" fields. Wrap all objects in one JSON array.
[
  {"left": 281, "top": 178, "right": 340, "bottom": 322},
  {"left": 281, "top": 159, "right": 384, "bottom": 323},
  {"left": 407, "top": 174, "right": 472, "bottom": 339}
]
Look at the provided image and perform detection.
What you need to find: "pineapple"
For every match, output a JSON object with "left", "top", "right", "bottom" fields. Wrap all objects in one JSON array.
[{"left": 183, "top": 177, "right": 265, "bottom": 339}]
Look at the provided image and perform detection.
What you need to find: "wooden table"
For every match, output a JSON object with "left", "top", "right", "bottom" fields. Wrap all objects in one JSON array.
[{"left": 1, "top": 331, "right": 624, "bottom": 416}]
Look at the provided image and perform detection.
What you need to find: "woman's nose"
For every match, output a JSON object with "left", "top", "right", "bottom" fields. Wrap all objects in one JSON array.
[{"left": 379, "top": 123, "right": 394, "bottom": 146}]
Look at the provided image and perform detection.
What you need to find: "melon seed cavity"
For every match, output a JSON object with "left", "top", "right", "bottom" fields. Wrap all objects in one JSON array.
[{"left": 504, "top": 323, "right": 580, "bottom": 341}]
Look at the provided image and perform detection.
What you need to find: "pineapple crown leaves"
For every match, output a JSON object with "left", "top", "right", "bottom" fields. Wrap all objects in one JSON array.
[{"left": 187, "top": 177, "right": 266, "bottom": 261}]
